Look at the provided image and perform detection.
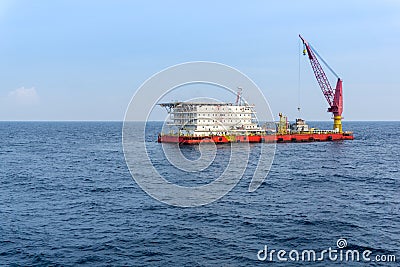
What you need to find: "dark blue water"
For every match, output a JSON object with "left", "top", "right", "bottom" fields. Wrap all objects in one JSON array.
[{"left": 1, "top": 121, "right": 399, "bottom": 266}]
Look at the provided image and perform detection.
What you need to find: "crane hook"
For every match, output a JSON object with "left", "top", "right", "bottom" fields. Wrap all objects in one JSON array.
[{"left": 302, "top": 43, "right": 306, "bottom": 55}]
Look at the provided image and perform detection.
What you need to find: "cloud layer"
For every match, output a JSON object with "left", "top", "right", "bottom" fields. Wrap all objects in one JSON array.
[{"left": 8, "top": 87, "right": 39, "bottom": 105}]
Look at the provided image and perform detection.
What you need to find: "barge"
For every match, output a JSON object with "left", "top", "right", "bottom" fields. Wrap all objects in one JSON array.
[{"left": 157, "top": 101, "right": 353, "bottom": 144}]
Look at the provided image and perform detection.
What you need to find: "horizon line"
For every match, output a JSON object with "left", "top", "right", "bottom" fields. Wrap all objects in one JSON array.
[{"left": 0, "top": 120, "right": 399, "bottom": 122}]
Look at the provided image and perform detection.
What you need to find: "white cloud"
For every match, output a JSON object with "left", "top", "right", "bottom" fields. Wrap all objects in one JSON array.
[{"left": 8, "top": 87, "right": 40, "bottom": 105}]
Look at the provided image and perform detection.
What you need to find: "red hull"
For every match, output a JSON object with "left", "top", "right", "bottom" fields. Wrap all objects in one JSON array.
[{"left": 158, "top": 133, "right": 353, "bottom": 144}]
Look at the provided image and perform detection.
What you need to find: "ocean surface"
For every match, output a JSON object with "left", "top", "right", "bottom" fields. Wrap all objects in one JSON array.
[{"left": 0, "top": 121, "right": 399, "bottom": 266}]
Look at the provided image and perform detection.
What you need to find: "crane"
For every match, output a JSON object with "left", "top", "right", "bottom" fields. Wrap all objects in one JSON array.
[{"left": 299, "top": 35, "right": 343, "bottom": 133}]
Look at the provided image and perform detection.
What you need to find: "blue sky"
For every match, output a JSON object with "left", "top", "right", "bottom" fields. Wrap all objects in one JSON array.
[{"left": 0, "top": 0, "right": 399, "bottom": 121}]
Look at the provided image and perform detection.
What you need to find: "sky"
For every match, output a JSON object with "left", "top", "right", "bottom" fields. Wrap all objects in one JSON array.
[{"left": 0, "top": 0, "right": 399, "bottom": 121}]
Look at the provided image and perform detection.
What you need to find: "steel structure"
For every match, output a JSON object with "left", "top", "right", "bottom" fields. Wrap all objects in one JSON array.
[{"left": 299, "top": 35, "right": 344, "bottom": 133}]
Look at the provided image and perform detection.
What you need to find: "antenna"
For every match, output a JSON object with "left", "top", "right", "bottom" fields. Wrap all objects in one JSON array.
[{"left": 236, "top": 87, "right": 242, "bottom": 105}]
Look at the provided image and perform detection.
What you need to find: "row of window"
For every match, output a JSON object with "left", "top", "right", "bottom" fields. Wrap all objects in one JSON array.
[
  {"left": 198, "top": 107, "right": 252, "bottom": 111},
  {"left": 172, "top": 119, "right": 254, "bottom": 123},
  {"left": 198, "top": 125, "right": 258, "bottom": 129},
  {"left": 174, "top": 113, "right": 251, "bottom": 117},
  {"left": 197, "top": 119, "right": 252, "bottom": 123}
]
